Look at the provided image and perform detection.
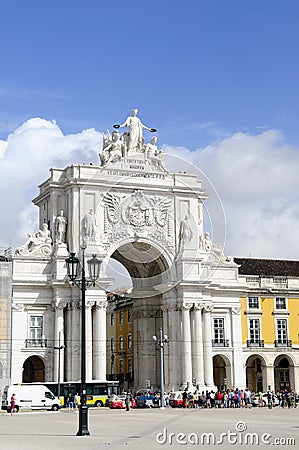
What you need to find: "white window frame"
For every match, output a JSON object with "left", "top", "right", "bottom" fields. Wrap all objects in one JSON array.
[
  {"left": 276, "top": 318, "right": 288, "bottom": 343},
  {"left": 213, "top": 318, "right": 225, "bottom": 343},
  {"left": 275, "top": 297, "right": 287, "bottom": 310},
  {"left": 29, "top": 316, "right": 43, "bottom": 341},
  {"left": 249, "top": 318, "right": 261, "bottom": 342},
  {"left": 248, "top": 297, "right": 259, "bottom": 309}
]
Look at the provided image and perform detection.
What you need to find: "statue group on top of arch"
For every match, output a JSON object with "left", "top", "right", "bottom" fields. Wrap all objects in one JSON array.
[
  {"left": 15, "top": 223, "right": 53, "bottom": 257},
  {"left": 99, "top": 108, "right": 167, "bottom": 172}
]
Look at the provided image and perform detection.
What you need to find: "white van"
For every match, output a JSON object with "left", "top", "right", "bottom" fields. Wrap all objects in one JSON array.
[{"left": 2, "top": 384, "right": 60, "bottom": 412}]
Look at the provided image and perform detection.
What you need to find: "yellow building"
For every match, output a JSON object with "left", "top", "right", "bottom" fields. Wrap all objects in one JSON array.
[
  {"left": 106, "top": 292, "right": 134, "bottom": 391},
  {"left": 236, "top": 258, "right": 299, "bottom": 392}
]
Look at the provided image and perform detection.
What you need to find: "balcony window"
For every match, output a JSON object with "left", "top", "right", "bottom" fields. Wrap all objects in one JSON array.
[
  {"left": 128, "top": 334, "right": 132, "bottom": 350},
  {"left": 128, "top": 358, "right": 132, "bottom": 374},
  {"left": 247, "top": 318, "right": 263, "bottom": 347},
  {"left": 110, "top": 313, "right": 115, "bottom": 326},
  {"left": 213, "top": 318, "right": 227, "bottom": 345},
  {"left": 29, "top": 316, "right": 43, "bottom": 346},
  {"left": 213, "top": 318, "right": 224, "bottom": 341},
  {"left": 249, "top": 318, "right": 260, "bottom": 342},
  {"left": 276, "top": 319, "right": 288, "bottom": 343},
  {"left": 110, "top": 337, "right": 115, "bottom": 352},
  {"left": 119, "top": 336, "right": 123, "bottom": 351},
  {"left": 127, "top": 308, "right": 132, "bottom": 323}
]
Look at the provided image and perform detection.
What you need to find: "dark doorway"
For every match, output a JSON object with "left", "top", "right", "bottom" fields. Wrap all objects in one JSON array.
[{"left": 22, "top": 356, "right": 45, "bottom": 382}]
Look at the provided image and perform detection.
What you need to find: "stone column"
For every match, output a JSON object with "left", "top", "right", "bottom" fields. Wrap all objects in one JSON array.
[
  {"left": 71, "top": 301, "right": 80, "bottom": 381},
  {"left": 93, "top": 299, "right": 107, "bottom": 380},
  {"left": 202, "top": 304, "right": 214, "bottom": 387},
  {"left": 231, "top": 307, "right": 246, "bottom": 389},
  {"left": 167, "top": 305, "right": 180, "bottom": 390},
  {"left": 85, "top": 301, "right": 94, "bottom": 380},
  {"left": 54, "top": 302, "right": 65, "bottom": 382},
  {"left": 191, "top": 304, "right": 205, "bottom": 388},
  {"left": 66, "top": 303, "right": 73, "bottom": 380},
  {"left": 181, "top": 303, "right": 193, "bottom": 388},
  {"left": 161, "top": 305, "right": 169, "bottom": 387},
  {"left": 265, "top": 364, "right": 275, "bottom": 392}
]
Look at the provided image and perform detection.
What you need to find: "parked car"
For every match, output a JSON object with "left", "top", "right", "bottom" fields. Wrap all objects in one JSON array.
[
  {"left": 108, "top": 394, "right": 136, "bottom": 409},
  {"left": 252, "top": 393, "right": 279, "bottom": 407},
  {"left": 169, "top": 391, "right": 184, "bottom": 408}
]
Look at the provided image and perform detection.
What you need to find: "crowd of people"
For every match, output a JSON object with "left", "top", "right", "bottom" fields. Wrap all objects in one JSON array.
[{"left": 174, "top": 388, "right": 298, "bottom": 409}]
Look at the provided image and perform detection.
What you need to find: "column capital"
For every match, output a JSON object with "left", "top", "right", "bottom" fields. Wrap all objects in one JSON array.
[
  {"left": 180, "top": 302, "right": 193, "bottom": 311},
  {"left": 193, "top": 303, "right": 204, "bottom": 311},
  {"left": 231, "top": 307, "right": 241, "bottom": 315},
  {"left": 86, "top": 301, "right": 95, "bottom": 309},
  {"left": 95, "top": 300, "right": 108, "bottom": 310},
  {"left": 52, "top": 299, "right": 67, "bottom": 311},
  {"left": 203, "top": 303, "right": 214, "bottom": 313}
]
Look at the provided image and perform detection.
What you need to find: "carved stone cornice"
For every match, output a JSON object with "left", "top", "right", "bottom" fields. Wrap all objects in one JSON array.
[{"left": 12, "top": 303, "right": 24, "bottom": 312}]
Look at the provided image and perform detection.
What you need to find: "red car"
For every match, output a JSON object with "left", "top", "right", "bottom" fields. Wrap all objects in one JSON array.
[
  {"left": 169, "top": 391, "right": 184, "bottom": 408},
  {"left": 109, "top": 394, "right": 136, "bottom": 409}
]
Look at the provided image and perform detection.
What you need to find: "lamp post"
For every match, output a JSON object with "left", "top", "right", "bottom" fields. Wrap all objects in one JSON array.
[
  {"left": 153, "top": 328, "right": 169, "bottom": 409},
  {"left": 65, "top": 241, "right": 101, "bottom": 437},
  {"left": 54, "top": 331, "right": 65, "bottom": 401}
]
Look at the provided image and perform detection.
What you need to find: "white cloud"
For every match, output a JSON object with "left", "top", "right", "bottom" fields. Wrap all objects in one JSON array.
[
  {"left": 1, "top": 119, "right": 298, "bottom": 260},
  {"left": 166, "top": 129, "right": 299, "bottom": 259},
  {"left": 0, "top": 118, "right": 101, "bottom": 248}
]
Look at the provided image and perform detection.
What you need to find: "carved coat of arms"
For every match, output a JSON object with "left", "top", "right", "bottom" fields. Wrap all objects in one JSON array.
[{"left": 102, "top": 189, "right": 174, "bottom": 252}]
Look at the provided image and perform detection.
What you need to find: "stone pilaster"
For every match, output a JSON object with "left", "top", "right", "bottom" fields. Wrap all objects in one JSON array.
[
  {"left": 93, "top": 299, "right": 108, "bottom": 380},
  {"left": 231, "top": 307, "right": 246, "bottom": 389},
  {"left": 202, "top": 304, "right": 214, "bottom": 387},
  {"left": 191, "top": 303, "right": 205, "bottom": 388},
  {"left": 180, "top": 302, "right": 193, "bottom": 388}
]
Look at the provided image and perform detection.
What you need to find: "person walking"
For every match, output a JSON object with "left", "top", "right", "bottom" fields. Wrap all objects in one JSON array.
[
  {"left": 10, "top": 393, "right": 16, "bottom": 415},
  {"left": 74, "top": 393, "right": 79, "bottom": 411},
  {"left": 67, "top": 392, "right": 74, "bottom": 412},
  {"left": 125, "top": 391, "right": 132, "bottom": 411}
]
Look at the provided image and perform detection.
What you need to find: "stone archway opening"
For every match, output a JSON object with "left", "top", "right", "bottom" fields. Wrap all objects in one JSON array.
[
  {"left": 22, "top": 356, "right": 45, "bottom": 382},
  {"left": 109, "top": 240, "right": 171, "bottom": 296},
  {"left": 213, "top": 355, "right": 231, "bottom": 390},
  {"left": 274, "top": 356, "right": 294, "bottom": 391},
  {"left": 245, "top": 355, "right": 266, "bottom": 392},
  {"left": 107, "top": 240, "right": 171, "bottom": 389}
]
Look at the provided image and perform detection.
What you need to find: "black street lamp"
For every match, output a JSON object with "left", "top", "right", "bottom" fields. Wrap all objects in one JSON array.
[
  {"left": 153, "top": 328, "right": 169, "bottom": 410},
  {"left": 54, "top": 331, "right": 65, "bottom": 401},
  {"left": 65, "top": 241, "right": 102, "bottom": 436}
]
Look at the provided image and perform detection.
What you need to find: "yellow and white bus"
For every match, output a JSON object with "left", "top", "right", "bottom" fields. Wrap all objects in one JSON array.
[{"left": 31, "top": 380, "right": 119, "bottom": 408}]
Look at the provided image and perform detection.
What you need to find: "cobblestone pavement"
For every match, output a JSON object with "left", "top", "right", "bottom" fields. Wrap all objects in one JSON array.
[{"left": 0, "top": 406, "right": 298, "bottom": 449}]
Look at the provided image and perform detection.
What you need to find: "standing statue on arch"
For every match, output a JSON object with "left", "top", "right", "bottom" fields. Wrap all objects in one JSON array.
[{"left": 114, "top": 108, "right": 157, "bottom": 154}]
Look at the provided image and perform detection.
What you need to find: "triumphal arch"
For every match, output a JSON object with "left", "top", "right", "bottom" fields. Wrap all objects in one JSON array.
[{"left": 11, "top": 110, "right": 245, "bottom": 391}]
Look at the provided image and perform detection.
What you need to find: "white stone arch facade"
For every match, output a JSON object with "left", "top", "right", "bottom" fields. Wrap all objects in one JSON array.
[{"left": 10, "top": 116, "right": 247, "bottom": 392}]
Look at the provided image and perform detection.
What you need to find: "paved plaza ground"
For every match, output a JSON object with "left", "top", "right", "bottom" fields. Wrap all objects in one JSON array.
[{"left": 0, "top": 406, "right": 298, "bottom": 449}]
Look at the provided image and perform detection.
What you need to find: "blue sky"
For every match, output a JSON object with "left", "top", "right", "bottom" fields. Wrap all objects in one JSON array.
[
  {"left": 0, "top": 0, "right": 299, "bottom": 262},
  {"left": 1, "top": 0, "right": 299, "bottom": 147}
]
